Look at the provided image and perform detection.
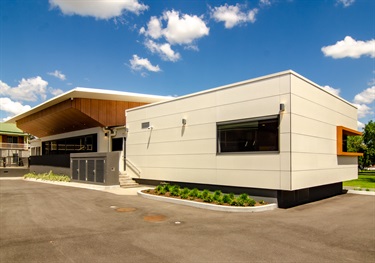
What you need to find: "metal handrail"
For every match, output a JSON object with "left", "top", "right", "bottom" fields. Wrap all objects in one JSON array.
[{"left": 125, "top": 158, "right": 141, "bottom": 177}]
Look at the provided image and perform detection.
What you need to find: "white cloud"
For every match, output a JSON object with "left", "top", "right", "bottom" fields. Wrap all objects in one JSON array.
[
  {"left": 141, "top": 10, "right": 209, "bottom": 45},
  {"left": 321, "top": 85, "right": 341, "bottom": 97},
  {"left": 0, "top": 77, "right": 49, "bottom": 102},
  {"left": 210, "top": 4, "right": 258, "bottom": 29},
  {"left": 49, "top": 0, "right": 148, "bottom": 19},
  {"left": 140, "top": 16, "right": 163, "bottom": 39},
  {"left": 321, "top": 36, "right": 375, "bottom": 59},
  {"left": 353, "top": 103, "right": 373, "bottom": 119},
  {"left": 48, "top": 70, "right": 66, "bottom": 81},
  {"left": 336, "top": 0, "right": 355, "bottom": 7},
  {"left": 357, "top": 121, "right": 365, "bottom": 130},
  {"left": 260, "top": 0, "right": 271, "bottom": 6},
  {"left": 353, "top": 86, "right": 375, "bottom": 104},
  {"left": 248, "top": 8, "right": 259, "bottom": 23},
  {"left": 129, "top": 55, "right": 161, "bottom": 72},
  {"left": 0, "top": 97, "right": 31, "bottom": 116},
  {"left": 145, "top": 40, "right": 181, "bottom": 62},
  {"left": 162, "top": 10, "right": 209, "bottom": 45},
  {"left": 368, "top": 78, "right": 375, "bottom": 86},
  {"left": 49, "top": 87, "right": 64, "bottom": 97}
]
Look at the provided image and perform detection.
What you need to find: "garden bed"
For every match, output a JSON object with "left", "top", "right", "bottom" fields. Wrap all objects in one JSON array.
[{"left": 139, "top": 184, "right": 277, "bottom": 212}]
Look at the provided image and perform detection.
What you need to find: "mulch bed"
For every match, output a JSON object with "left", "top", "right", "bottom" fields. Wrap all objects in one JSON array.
[{"left": 141, "top": 189, "right": 266, "bottom": 207}]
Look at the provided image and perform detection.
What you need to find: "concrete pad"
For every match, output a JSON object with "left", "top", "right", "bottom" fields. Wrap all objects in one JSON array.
[{"left": 1, "top": 179, "right": 374, "bottom": 262}]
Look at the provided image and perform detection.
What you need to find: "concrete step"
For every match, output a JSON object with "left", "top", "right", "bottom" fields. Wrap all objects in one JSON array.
[
  {"left": 119, "top": 172, "right": 139, "bottom": 187},
  {"left": 120, "top": 183, "right": 140, "bottom": 188}
]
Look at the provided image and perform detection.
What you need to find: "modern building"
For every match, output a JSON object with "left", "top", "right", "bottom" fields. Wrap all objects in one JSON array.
[
  {"left": 125, "top": 70, "right": 362, "bottom": 207},
  {"left": 6, "top": 87, "right": 171, "bottom": 185},
  {"left": 0, "top": 122, "right": 30, "bottom": 176}
]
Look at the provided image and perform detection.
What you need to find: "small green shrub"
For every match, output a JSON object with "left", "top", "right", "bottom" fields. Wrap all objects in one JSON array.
[
  {"left": 201, "top": 189, "right": 210, "bottom": 199},
  {"left": 259, "top": 200, "right": 266, "bottom": 205},
  {"left": 213, "top": 190, "right": 222, "bottom": 202},
  {"left": 238, "top": 193, "right": 249, "bottom": 202},
  {"left": 155, "top": 185, "right": 163, "bottom": 192},
  {"left": 181, "top": 187, "right": 190, "bottom": 195},
  {"left": 150, "top": 184, "right": 263, "bottom": 207},
  {"left": 163, "top": 184, "right": 171, "bottom": 192},
  {"left": 247, "top": 198, "right": 256, "bottom": 207},
  {"left": 203, "top": 193, "right": 214, "bottom": 203},
  {"left": 170, "top": 185, "right": 181, "bottom": 196},
  {"left": 24, "top": 170, "right": 70, "bottom": 182},
  {"left": 158, "top": 188, "right": 167, "bottom": 195},
  {"left": 188, "top": 188, "right": 200, "bottom": 198},
  {"left": 222, "top": 194, "right": 232, "bottom": 204}
]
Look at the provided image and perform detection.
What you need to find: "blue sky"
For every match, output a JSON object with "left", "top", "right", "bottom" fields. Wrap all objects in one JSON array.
[{"left": 0, "top": 0, "right": 374, "bottom": 129}]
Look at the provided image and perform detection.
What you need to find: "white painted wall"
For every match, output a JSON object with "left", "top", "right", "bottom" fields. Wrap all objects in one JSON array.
[
  {"left": 289, "top": 74, "right": 358, "bottom": 190},
  {"left": 126, "top": 71, "right": 359, "bottom": 191},
  {"left": 126, "top": 72, "right": 292, "bottom": 190}
]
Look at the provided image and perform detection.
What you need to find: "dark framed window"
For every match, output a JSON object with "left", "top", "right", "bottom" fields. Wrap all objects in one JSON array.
[
  {"left": 217, "top": 115, "right": 279, "bottom": 153},
  {"left": 42, "top": 134, "right": 97, "bottom": 155},
  {"left": 7, "top": 136, "right": 18, "bottom": 144}
]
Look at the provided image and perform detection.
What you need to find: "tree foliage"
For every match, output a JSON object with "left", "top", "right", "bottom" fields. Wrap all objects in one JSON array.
[{"left": 348, "top": 120, "right": 375, "bottom": 167}]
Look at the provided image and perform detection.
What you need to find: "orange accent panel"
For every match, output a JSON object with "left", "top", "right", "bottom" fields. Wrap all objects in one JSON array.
[{"left": 337, "top": 126, "right": 363, "bottom": 156}]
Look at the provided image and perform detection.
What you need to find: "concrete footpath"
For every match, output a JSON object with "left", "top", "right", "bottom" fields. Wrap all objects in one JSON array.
[{"left": 1, "top": 178, "right": 374, "bottom": 263}]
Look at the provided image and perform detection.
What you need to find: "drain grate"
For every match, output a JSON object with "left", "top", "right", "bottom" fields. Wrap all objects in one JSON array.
[
  {"left": 116, "top": 207, "right": 137, "bottom": 213},
  {"left": 143, "top": 215, "right": 167, "bottom": 222}
]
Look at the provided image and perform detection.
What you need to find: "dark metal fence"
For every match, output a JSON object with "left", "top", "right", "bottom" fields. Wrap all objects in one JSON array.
[{"left": 30, "top": 154, "right": 70, "bottom": 168}]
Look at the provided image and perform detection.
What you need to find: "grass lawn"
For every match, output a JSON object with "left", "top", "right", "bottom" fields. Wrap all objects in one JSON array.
[{"left": 343, "top": 171, "right": 375, "bottom": 189}]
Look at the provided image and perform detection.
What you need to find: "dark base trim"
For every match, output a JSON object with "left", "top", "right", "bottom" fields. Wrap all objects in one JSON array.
[
  {"left": 277, "top": 182, "right": 344, "bottom": 208},
  {"left": 134, "top": 178, "right": 344, "bottom": 208}
]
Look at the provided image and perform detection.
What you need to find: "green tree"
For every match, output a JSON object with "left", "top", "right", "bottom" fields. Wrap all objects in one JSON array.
[
  {"left": 348, "top": 121, "right": 375, "bottom": 168},
  {"left": 362, "top": 120, "right": 375, "bottom": 167}
]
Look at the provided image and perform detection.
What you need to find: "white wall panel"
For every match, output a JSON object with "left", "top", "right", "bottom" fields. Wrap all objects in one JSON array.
[
  {"left": 291, "top": 134, "right": 336, "bottom": 154},
  {"left": 291, "top": 114, "right": 336, "bottom": 140},
  {"left": 216, "top": 170, "right": 281, "bottom": 189},
  {"left": 216, "top": 78, "right": 281, "bottom": 105},
  {"left": 216, "top": 154, "right": 281, "bottom": 171},
  {"left": 280, "top": 171, "right": 291, "bottom": 190},
  {"left": 292, "top": 167, "right": 357, "bottom": 190},
  {"left": 291, "top": 95, "right": 356, "bottom": 127},
  {"left": 291, "top": 75, "right": 357, "bottom": 120},
  {"left": 292, "top": 153, "right": 339, "bottom": 171},
  {"left": 140, "top": 167, "right": 217, "bottom": 185},
  {"left": 139, "top": 154, "right": 216, "bottom": 169},
  {"left": 216, "top": 96, "right": 280, "bottom": 121},
  {"left": 126, "top": 71, "right": 358, "bottom": 191},
  {"left": 280, "top": 133, "right": 291, "bottom": 152}
]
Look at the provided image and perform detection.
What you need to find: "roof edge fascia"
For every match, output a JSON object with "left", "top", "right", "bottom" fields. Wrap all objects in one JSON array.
[
  {"left": 127, "top": 70, "right": 357, "bottom": 113},
  {"left": 5, "top": 87, "right": 172, "bottom": 123}
]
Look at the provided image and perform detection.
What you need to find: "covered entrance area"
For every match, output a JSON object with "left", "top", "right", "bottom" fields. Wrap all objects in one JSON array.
[{"left": 6, "top": 87, "right": 170, "bottom": 185}]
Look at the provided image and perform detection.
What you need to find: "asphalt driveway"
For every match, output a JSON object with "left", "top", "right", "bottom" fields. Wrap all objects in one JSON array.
[{"left": 0, "top": 179, "right": 374, "bottom": 262}]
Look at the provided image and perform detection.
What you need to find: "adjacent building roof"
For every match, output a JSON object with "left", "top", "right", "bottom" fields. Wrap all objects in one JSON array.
[
  {"left": 0, "top": 123, "right": 28, "bottom": 135},
  {"left": 6, "top": 87, "right": 171, "bottom": 138}
]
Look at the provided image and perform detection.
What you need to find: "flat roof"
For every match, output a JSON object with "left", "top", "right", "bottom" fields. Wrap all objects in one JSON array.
[
  {"left": 126, "top": 70, "right": 357, "bottom": 112},
  {"left": 6, "top": 87, "right": 172, "bottom": 123}
]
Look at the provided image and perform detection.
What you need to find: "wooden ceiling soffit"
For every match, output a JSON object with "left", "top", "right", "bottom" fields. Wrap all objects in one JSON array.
[
  {"left": 17, "top": 108, "right": 102, "bottom": 137},
  {"left": 15, "top": 98, "right": 148, "bottom": 137}
]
